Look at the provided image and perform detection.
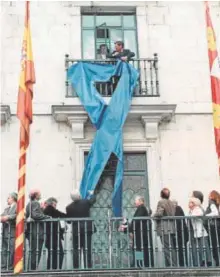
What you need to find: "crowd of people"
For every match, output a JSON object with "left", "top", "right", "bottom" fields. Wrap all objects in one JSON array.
[{"left": 1, "top": 188, "right": 220, "bottom": 271}]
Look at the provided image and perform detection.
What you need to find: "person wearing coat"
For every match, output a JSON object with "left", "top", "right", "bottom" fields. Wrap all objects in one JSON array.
[
  {"left": 172, "top": 200, "right": 189, "bottom": 266},
  {"left": 43, "top": 197, "right": 66, "bottom": 270},
  {"left": 188, "top": 197, "right": 212, "bottom": 267},
  {"left": 120, "top": 195, "right": 154, "bottom": 268},
  {"left": 66, "top": 190, "right": 96, "bottom": 269},
  {"left": 26, "top": 189, "right": 50, "bottom": 270},
  {"left": 1, "top": 192, "right": 17, "bottom": 270},
  {"left": 154, "top": 188, "right": 177, "bottom": 267},
  {"left": 205, "top": 190, "right": 220, "bottom": 266}
]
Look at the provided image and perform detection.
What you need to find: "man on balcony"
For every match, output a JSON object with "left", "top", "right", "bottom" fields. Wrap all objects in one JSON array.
[
  {"left": 154, "top": 188, "right": 177, "bottom": 267},
  {"left": 107, "top": 41, "right": 135, "bottom": 62},
  {"left": 1, "top": 192, "right": 17, "bottom": 270},
  {"left": 66, "top": 190, "right": 96, "bottom": 269}
]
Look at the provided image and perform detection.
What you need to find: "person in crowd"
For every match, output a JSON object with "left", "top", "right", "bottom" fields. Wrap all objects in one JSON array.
[
  {"left": 192, "top": 191, "right": 204, "bottom": 204},
  {"left": 26, "top": 189, "right": 50, "bottom": 270},
  {"left": 188, "top": 197, "right": 212, "bottom": 267},
  {"left": 66, "top": 190, "right": 96, "bottom": 269},
  {"left": 205, "top": 190, "right": 220, "bottom": 266},
  {"left": 119, "top": 195, "right": 154, "bottom": 268},
  {"left": 43, "top": 197, "right": 66, "bottom": 270},
  {"left": 107, "top": 41, "right": 135, "bottom": 62},
  {"left": 1, "top": 192, "right": 17, "bottom": 270},
  {"left": 154, "top": 188, "right": 177, "bottom": 267},
  {"left": 172, "top": 200, "right": 188, "bottom": 266}
]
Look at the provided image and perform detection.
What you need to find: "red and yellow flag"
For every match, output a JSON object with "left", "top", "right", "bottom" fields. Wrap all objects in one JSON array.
[
  {"left": 205, "top": 2, "right": 220, "bottom": 175},
  {"left": 14, "top": 1, "right": 35, "bottom": 274}
]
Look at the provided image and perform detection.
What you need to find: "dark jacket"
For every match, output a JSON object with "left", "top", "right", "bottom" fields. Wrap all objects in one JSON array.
[
  {"left": 66, "top": 199, "right": 95, "bottom": 236},
  {"left": 107, "top": 49, "right": 135, "bottom": 61},
  {"left": 44, "top": 205, "right": 66, "bottom": 248},
  {"left": 175, "top": 205, "right": 189, "bottom": 243},
  {"left": 128, "top": 205, "right": 152, "bottom": 248}
]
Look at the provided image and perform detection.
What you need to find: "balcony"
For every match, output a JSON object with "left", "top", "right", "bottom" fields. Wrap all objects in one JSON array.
[
  {"left": 1, "top": 216, "right": 220, "bottom": 276},
  {"left": 65, "top": 54, "right": 160, "bottom": 98}
]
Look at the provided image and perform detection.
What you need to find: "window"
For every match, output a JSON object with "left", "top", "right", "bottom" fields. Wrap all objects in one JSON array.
[{"left": 81, "top": 13, "right": 138, "bottom": 59}]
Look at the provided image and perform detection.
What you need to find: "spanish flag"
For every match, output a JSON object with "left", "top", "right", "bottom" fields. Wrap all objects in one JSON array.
[
  {"left": 14, "top": 1, "right": 35, "bottom": 273},
  {"left": 205, "top": 2, "right": 220, "bottom": 176}
]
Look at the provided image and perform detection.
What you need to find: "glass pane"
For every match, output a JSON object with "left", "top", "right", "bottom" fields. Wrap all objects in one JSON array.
[
  {"left": 82, "top": 30, "right": 95, "bottom": 59},
  {"left": 124, "top": 153, "right": 146, "bottom": 171},
  {"left": 96, "top": 15, "right": 121, "bottom": 27},
  {"left": 124, "top": 30, "right": 137, "bottom": 57},
  {"left": 110, "top": 29, "right": 123, "bottom": 52},
  {"left": 123, "top": 15, "right": 135, "bottom": 28},
  {"left": 82, "top": 15, "right": 94, "bottom": 27}
]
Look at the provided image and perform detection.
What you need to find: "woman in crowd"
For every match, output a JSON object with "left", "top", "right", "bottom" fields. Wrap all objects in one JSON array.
[
  {"left": 188, "top": 197, "right": 212, "bottom": 267},
  {"left": 205, "top": 190, "right": 220, "bottom": 266}
]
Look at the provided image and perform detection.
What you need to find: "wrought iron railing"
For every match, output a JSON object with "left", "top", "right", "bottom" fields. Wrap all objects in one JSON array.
[
  {"left": 1, "top": 216, "right": 220, "bottom": 272},
  {"left": 65, "top": 54, "right": 160, "bottom": 98}
]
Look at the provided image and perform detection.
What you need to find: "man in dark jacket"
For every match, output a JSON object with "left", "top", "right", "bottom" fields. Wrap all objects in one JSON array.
[
  {"left": 66, "top": 190, "right": 96, "bottom": 269},
  {"left": 26, "top": 189, "right": 50, "bottom": 270},
  {"left": 43, "top": 197, "right": 66, "bottom": 270},
  {"left": 172, "top": 200, "right": 188, "bottom": 266},
  {"left": 120, "top": 196, "right": 154, "bottom": 268},
  {"left": 107, "top": 41, "right": 135, "bottom": 62}
]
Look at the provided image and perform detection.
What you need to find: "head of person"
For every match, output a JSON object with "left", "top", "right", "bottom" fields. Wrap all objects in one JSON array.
[
  {"left": 45, "top": 197, "right": 58, "bottom": 209},
  {"left": 189, "top": 197, "right": 201, "bottom": 210},
  {"left": 160, "top": 188, "right": 170, "bottom": 200},
  {"left": 209, "top": 190, "right": 220, "bottom": 206},
  {"left": 100, "top": 44, "right": 108, "bottom": 54},
  {"left": 29, "top": 189, "right": 41, "bottom": 201},
  {"left": 70, "top": 190, "right": 81, "bottom": 202},
  {"left": 134, "top": 195, "right": 145, "bottom": 207},
  {"left": 114, "top": 41, "right": 124, "bottom": 52},
  {"left": 192, "top": 191, "right": 204, "bottom": 204},
  {"left": 7, "top": 192, "right": 17, "bottom": 205}
]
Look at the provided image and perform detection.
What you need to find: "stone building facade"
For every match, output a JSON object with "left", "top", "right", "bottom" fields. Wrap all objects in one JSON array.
[{"left": 1, "top": 1, "right": 220, "bottom": 215}]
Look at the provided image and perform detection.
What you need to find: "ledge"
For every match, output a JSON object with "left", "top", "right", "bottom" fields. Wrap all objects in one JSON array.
[
  {"left": 52, "top": 104, "right": 176, "bottom": 140},
  {"left": 0, "top": 105, "right": 11, "bottom": 125}
]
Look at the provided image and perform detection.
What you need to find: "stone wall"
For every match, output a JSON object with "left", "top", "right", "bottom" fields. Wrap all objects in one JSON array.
[{"left": 1, "top": 1, "right": 220, "bottom": 213}]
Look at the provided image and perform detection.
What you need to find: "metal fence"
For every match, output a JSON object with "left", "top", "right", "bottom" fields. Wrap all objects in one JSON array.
[
  {"left": 65, "top": 54, "right": 159, "bottom": 98},
  {"left": 1, "top": 216, "right": 220, "bottom": 272}
]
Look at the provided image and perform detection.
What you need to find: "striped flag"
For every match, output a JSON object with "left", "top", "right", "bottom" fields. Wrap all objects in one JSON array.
[
  {"left": 14, "top": 1, "right": 35, "bottom": 274},
  {"left": 205, "top": 2, "right": 220, "bottom": 175}
]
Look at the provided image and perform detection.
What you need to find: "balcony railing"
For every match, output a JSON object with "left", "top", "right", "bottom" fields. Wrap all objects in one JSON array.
[
  {"left": 65, "top": 54, "right": 159, "bottom": 98},
  {"left": 1, "top": 216, "right": 220, "bottom": 272}
]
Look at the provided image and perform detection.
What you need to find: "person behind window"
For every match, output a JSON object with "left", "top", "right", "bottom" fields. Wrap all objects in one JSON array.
[
  {"left": 1, "top": 192, "right": 17, "bottom": 270},
  {"left": 97, "top": 44, "right": 109, "bottom": 60},
  {"left": 107, "top": 41, "right": 135, "bottom": 62}
]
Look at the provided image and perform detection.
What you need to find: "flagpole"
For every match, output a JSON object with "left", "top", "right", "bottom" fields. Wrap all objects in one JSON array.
[
  {"left": 14, "top": 1, "right": 35, "bottom": 273},
  {"left": 14, "top": 127, "right": 27, "bottom": 274}
]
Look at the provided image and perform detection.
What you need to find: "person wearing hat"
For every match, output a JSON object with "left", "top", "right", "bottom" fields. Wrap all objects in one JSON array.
[{"left": 1, "top": 192, "right": 17, "bottom": 270}]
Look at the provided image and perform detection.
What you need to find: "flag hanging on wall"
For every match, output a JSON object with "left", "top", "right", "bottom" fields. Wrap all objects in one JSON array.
[
  {"left": 205, "top": 1, "right": 220, "bottom": 176},
  {"left": 14, "top": 1, "right": 35, "bottom": 274}
]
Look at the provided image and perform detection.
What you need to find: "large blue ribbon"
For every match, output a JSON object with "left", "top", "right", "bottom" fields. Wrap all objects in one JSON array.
[{"left": 68, "top": 61, "right": 139, "bottom": 216}]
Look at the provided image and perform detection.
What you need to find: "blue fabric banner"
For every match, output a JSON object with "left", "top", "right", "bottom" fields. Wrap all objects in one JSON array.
[{"left": 68, "top": 61, "right": 139, "bottom": 216}]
